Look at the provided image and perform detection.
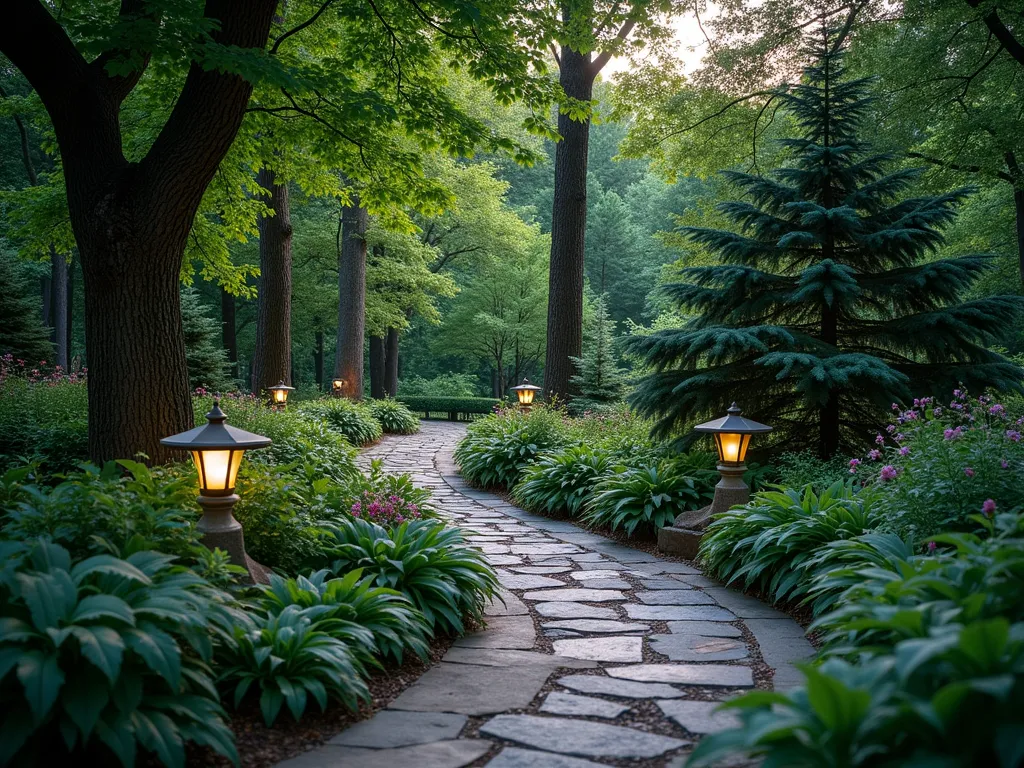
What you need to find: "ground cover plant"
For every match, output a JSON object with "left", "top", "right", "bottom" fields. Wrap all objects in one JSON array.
[
  {"left": 296, "top": 398, "right": 384, "bottom": 447},
  {"left": 367, "top": 398, "right": 420, "bottom": 435}
]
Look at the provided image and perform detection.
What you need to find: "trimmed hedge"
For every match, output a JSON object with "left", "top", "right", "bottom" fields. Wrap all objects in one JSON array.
[{"left": 398, "top": 396, "right": 500, "bottom": 420}]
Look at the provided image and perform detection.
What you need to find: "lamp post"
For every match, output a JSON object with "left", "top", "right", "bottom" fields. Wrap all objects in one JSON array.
[
  {"left": 161, "top": 399, "right": 272, "bottom": 583},
  {"left": 330, "top": 378, "right": 345, "bottom": 398},
  {"left": 658, "top": 403, "right": 772, "bottom": 558},
  {"left": 268, "top": 380, "right": 295, "bottom": 411},
  {"left": 510, "top": 378, "right": 542, "bottom": 410}
]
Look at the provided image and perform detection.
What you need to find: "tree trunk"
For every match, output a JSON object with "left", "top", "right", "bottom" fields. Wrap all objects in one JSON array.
[
  {"left": 1015, "top": 186, "right": 1024, "bottom": 285},
  {"left": 221, "top": 287, "right": 238, "bottom": 379},
  {"left": 544, "top": 41, "right": 593, "bottom": 401},
  {"left": 313, "top": 328, "right": 324, "bottom": 389},
  {"left": 369, "top": 335, "right": 386, "bottom": 399},
  {"left": 49, "top": 248, "right": 68, "bottom": 369},
  {"left": 334, "top": 199, "right": 367, "bottom": 399},
  {"left": 251, "top": 168, "right": 293, "bottom": 394},
  {"left": 385, "top": 326, "right": 399, "bottom": 397},
  {"left": 1, "top": 0, "right": 278, "bottom": 463},
  {"left": 66, "top": 252, "right": 75, "bottom": 362}
]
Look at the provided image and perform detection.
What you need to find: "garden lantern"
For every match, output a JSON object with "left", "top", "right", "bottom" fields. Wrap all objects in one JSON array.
[
  {"left": 268, "top": 380, "right": 295, "bottom": 410},
  {"left": 511, "top": 378, "right": 542, "bottom": 408},
  {"left": 659, "top": 403, "right": 772, "bottom": 559},
  {"left": 331, "top": 378, "right": 345, "bottom": 397},
  {"left": 695, "top": 402, "right": 772, "bottom": 467},
  {"left": 161, "top": 399, "right": 272, "bottom": 583}
]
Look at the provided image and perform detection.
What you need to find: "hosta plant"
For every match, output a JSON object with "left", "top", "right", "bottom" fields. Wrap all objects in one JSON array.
[
  {"left": 454, "top": 405, "right": 566, "bottom": 488},
  {"left": 512, "top": 446, "right": 614, "bottom": 516},
  {"left": 688, "top": 618, "right": 1024, "bottom": 768},
  {"left": 699, "top": 481, "right": 881, "bottom": 606},
  {"left": 257, "top": 568, "right": 430, "bottom": 662},
  {"left": 321, "top": 518, "right": 498, "bottom": 634},
  {"left": 582, "top": 461, "right": 705, "bottom": 536},
  {"left": 368, "top": 398, "right": 419, "bottom": 434},
  {"left": 298, "top": 398, "right": 383, "bottom": 446},
  {"left": 217, "top": 604, "right": 369, "bottom": 725},
  {"left": 0, "top": 540, "right": 243, "bottom": 767}
]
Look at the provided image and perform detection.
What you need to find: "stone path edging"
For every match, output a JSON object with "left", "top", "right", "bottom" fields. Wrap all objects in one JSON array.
[{"left": 277, "top": 422, "right": 813, "bottom": 768}]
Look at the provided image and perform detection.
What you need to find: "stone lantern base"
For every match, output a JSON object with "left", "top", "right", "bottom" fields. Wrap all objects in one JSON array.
[
  {"left": 197, "top": 494, "right": 271, "bottom": 584},
  {"left": 658, "top": 464, "right": 750, "bottom": 559}
]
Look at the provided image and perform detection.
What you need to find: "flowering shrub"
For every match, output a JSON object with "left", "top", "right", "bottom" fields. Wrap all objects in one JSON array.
[
  {"left": 351, "top": 490, "right": 423, "bottom": 527},
  {"left": 849, "top": 391, "right": 1024, "bottom": 537}
]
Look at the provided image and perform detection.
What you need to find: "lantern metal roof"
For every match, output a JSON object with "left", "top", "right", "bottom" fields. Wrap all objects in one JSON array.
[
  {"left": 268, "top": 381, "right": 295, "bottom": 394},
  {"left": 160, "top": 400, "right": 273, "bottom": 450},
  {"left": 510, "top": 378, "right": 542, "bottom": 393},
  {"left": 694, "top": 403, "right": 772, "bottom": 435}
]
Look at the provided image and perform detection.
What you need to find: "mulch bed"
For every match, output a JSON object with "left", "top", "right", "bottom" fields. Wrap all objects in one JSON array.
[{"left": 184, "top": 632, "right": 456, "bottom": 768}]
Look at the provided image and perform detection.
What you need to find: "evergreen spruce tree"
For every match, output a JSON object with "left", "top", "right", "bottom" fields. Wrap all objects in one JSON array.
[
  {"left": 0, "top": 250, "right": 52, "bottom": 364},
  {"left": 627, "top": 32, "right": 1024, "bottom": 457},
  {"left": 181, "top": 287, "right": 233, "bottom": 392},
  {"left": 571, "top": 293, "right": 628, "bottom": 412}
]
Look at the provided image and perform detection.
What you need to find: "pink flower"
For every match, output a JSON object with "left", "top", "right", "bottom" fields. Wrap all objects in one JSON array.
[
  {"left": 868, "top": 449, "right": 882, "bottom": 461},
  {"left": 982, "top": 498, "right": 997, "bottom": 517},
  {"left": 892, "top": 403, "right": 900, "bottom": 411},
  {"left": 880, "top": 465, "right": 899, "bottom": 481},
  {"left": 927, "top": 541, "right": 937, "bottom": 553},
  {"left": 848, "top": 458, "right": 861, "bottom": 474},
  {"left": 964, "top": 467, "right": 975, "bottom": 478}
]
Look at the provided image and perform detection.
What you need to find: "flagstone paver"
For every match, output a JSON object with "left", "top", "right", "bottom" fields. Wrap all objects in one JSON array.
[{"left": 276, "top": 421, "right": 811, "bottom": 768}]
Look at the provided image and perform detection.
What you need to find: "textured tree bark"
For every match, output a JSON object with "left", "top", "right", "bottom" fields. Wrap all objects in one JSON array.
[
  {"left": 220, "top": 287, "right": 238, "bottom": 379},
  {"left": 251, "top": 168, "right": 293, "bottom": 395},
  {"left": 1015, "top": 187, "right": 1024, "bottom": 285},
  {"left": 545, "top": 41, "right": 593, "bottom": 401},
  {"left": 49, "top": 248, "right": 68, "bottom": 369},
  {"left": 369, "top": 335, "right": 386, "bottom": 399},
  {"left": 385, "top": 327, "right": 399, "bottom": 397},
  {"left": 1, "top": 0, "right": 278, "bottom": 463},
  {"left": 66, "top": 252, "right": 75, "bottom": 362},
  {"left": 334, "top": 200, "right": 367, "bottom": 399}
]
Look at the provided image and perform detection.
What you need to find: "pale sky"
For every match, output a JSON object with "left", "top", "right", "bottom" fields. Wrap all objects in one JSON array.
[{"left": 604, "top": 5, "right": 721, "bottom": 77}]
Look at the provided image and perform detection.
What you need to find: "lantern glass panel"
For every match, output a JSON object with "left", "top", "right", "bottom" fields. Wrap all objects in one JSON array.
[
  {"left": 192, "top": 449, "right": 243, "bottom": 493},
  {"left": 715, "top": 432, "right": 752, "bottom": 464},
  {"left": 518, "top": 388, "right": 535, "bottom": 405},
  {"left": 272, "top": 388, "right": 288, "bottom": 404}
]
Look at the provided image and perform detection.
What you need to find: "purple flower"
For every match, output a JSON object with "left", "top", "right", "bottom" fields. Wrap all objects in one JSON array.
[
  {"left": 1006, "top": 430, "right": 1021, "bottom": 443},
  {"left": 875, "top": 434, "right": 885, "bottom": 445},
  {"left": 848, "top": 458, "right": 861, "bottom": 474},
  {"left": 953, "top": 389, "right": 963, "bottom": 398},
  {"left": 982, "top": 498, "right": 997, "bottom": 517},
  {"left": 964, "top": 467, "right": 975, "bottom": 478},
  {"left": 927, "top": 541, "right": 937, "bottom": 554},
  {"left": 1002, "top": 459, "right": 1010, "bottom": 469},
  {"left": 895, "top": 433, "right": 905, "bottom": 443},
  {"left": 892, "top": 403, "right": 900, "bottom": 411},
  {"left": 933, "top": 407, "right": 942, "bottom": 417},
  {"left": 880, "top": 465, "right": 899, "bottom": 481},
  {"left": 944, "top": 427, "right": 962, "bottom": 441},
  {"left": 990, "top": 404, "right": 1006, "bottom": 417},
  {"left": 899, "top": 446, "right": 910, "bottom": 456},
  {"left": 868, "top": 449, "right": 882, "bottom": 461},
  {"left": 886, "top": 424, "right": 897, "bottom": 434}
]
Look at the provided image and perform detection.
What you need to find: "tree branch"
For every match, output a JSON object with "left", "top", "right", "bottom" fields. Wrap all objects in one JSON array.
[
  {"left": 591, "top": 19, "right": 636, "bottom": 76},
  {"left": 0, "top": 83, "right": 39, "bottom": 185},
  {"left": 90, "top": 0, "right": 156, "bottom": 104},
  {"left": 270, "top": 0, "right": 336, "bottom": 55},
  {"left": 907, "top": 150, "right": 1014, "bottom": 183},
  {"left": 966, "top": 0, "right": 1024, "bottom": 68}
]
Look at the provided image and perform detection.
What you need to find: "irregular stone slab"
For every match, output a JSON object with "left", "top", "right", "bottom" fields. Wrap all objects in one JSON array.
[
  {"left": 570, "top": 569, "right": 623, "bottom": 581},
  {"left": 534, "top": 602, "right": 617, "bottom": 620},
  {"left": 443, "top": 646, "right": 596, "bottom": 669},
  {"left": 497, "top": 571, "right": 565, "bottom": 590},
  {"left": 543, "top": 619, "right": 650, "bottom": 634},
  {"left": 744, "top": 618, "right": 814, "bottom": 690},
  {"left": 455, "top": 615, "right": 536, "bottom": 650},
  {"left": 544, "top": 629, "right": 581, "bottom": 639},
  {"left": 636, "top": 590, "right": 716, "bottom": 605},
  {"left": 642, "top": 578, "right": 692, "bottom": 590},
  {"left": 277, "top": 740, "right": 491, "bottom": 768},
  {"left": 480, "top": 714, "right": 687, "bottom": 759},
  {"left": 510, "top": 566, "right": 573, "bottom": 574},
  {"left": 557, "top": 674, "right": 687, "bottom": 700},
  {"left": 703, "top": 588, "right": 790, "bottom": 619},
  {"left": 329, "top": 710, "right": 467, "bottom": 748},
  {"left": 529, "top": 557, "right": 573, "bottom": 566},
  {"left": 666, "top": 621, "right": 742, "bottom": 638},
  {"left": 607, "top": 664, "right": 753, "bottom": 688},
  {"left": 478, "top": 543, "right": 511, "bottom": 554},
  {"left": 389, "top": 663, "right": 551, "bottom": 715},
  {"left": 657, "top": 699, "right": 741, "bottom": 735},
  {"left": 524, "top": 588, "right": 625, "bottom": 602},
  {"left": 540, "top": 691, "right": 632, "bottom": 719},
  {"left": 575, "top": 578, "right": 631, "bottom": 590},
  {"left": 486, "top": 747, "right": 605, "bottom": 768},
  {"left": 485, "top": 589, "right": 530, "bottom": 617},
  {"left": 552, "top": 636, "right": 643, "bottom": 662},
  {"left": 649, "top": 634, "right": 749, "bottom": 662},
  {"left": 569, "top": 553, "right": 609, "bottom": 562},
  {"left": 510, "top": 544, "right": 582, "bottom": 555},
  {"left": 642, "top": 562, "right": 701, "bottom": 575},
  {"left": 625, "top": 604, "right": 736, "bottom": 622},
  {"left": 670, "top": 573, "right": 719, "bottom": 588}
]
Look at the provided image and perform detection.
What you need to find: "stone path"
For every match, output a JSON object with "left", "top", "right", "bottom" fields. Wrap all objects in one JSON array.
[{"left": 278, "top": 422, "right": 813, "bottom": 768}]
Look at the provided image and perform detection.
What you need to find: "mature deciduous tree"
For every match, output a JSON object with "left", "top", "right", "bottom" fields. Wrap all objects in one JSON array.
[
  {"left": 251, "top": 168, "right": 293, "bottom": 395},
  {"left": 335, "top": 198, "right": 367, "bottom": 399}
]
